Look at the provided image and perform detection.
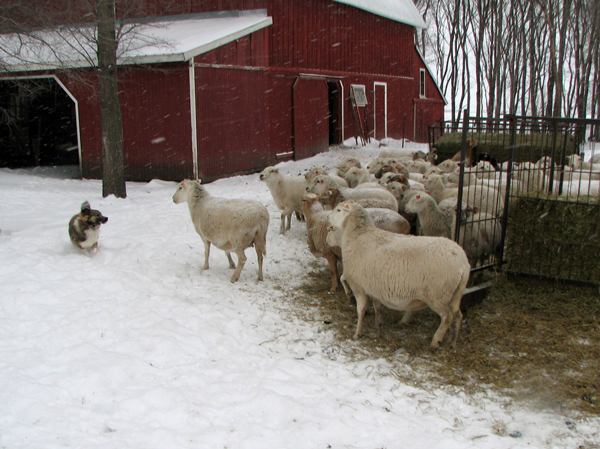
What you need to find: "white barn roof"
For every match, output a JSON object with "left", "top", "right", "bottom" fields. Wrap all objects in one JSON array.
[
  {"left": 334, "top": 0, "right": 427, "bottom": 29},
  {"left": 0, "top": 10, "right": 272, "bottom": 72}
]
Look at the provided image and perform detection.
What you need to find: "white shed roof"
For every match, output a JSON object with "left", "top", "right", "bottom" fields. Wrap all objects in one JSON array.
[
  {"left": 334, "top": 0, "right": 427, "bottom": 29},
  {"left": 0, "top": 10, "right": 272, "bottom": 72}
]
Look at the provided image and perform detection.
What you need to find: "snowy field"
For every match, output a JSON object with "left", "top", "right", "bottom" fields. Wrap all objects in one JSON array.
[{"left": 1, "top": 139, "right": 598, "bottom": 448}]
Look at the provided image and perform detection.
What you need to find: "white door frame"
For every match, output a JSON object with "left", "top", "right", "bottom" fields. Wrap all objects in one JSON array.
[{"left": 373, "top": 81, "right": 388, "bottom": 140}]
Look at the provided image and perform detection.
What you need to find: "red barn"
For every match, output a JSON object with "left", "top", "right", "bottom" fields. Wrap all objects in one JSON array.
[{"left": 0, "top": 0, "right": 445, "bottom": 182}]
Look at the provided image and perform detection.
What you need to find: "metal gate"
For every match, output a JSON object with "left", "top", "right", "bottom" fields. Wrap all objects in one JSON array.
[{"left": 437, "top": 113, "right": 600, "bottom": 284}]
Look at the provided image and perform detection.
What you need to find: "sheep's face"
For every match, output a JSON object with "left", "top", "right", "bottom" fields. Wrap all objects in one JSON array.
[
  {"left": 404, "top": 193, "right": 430, "bottom": 213},
  {"left": 337, "top": 157, "right": 360, "bottom": 175},
  {"left": 438, "top": 160, "right": 456, "bottom": 173},
  {"left": 173, "top": 180, "right": 192, "bottom": 204},
  {"left": 306, "top": 175, "right": 330, "bottom": 195},
  {"left": 259, "top": 166, "right": 279, "bottom": 182},
  {"left": 328, "top": 201, "right": 354, "bottom": 229},
  {"left": 366, "top": 158, "right": 385, "bottom": 174},
  {"left": 386, "top": 182, "right": 408, "bottom": 198},
  {"left": 344, "top": 167, "right": 359, "bottom": 179},
  {"left": 305, "top": 167, "right": 326, "bottom": 181}
]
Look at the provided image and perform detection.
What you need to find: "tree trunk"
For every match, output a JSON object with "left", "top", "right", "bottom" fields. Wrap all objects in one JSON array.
[{"left": 97, "top": 0, "right": 126, "bottom": 198}]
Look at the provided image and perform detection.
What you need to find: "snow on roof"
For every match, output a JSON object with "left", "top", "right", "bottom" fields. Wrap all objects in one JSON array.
[
  {"left": 334, "top": 0, "right": 427, "bottom": 29},
  {"left": 0, "top": 10, "right": 272, "bottom": 72}
]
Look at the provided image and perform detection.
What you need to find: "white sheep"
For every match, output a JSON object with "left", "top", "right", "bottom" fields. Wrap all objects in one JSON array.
[
  {"left": 301, "top": 193, "right": 343, "bottom": 292},
  {"left": 436, "top": 159, "right": 459, "bottom": 174},
  {"left": 457, "top": 209, "right": 502, "bottom": 268},
  {"left": 172, "top": 180, "right": 269, "bottom": 283},
  {"left": 425, "top": 175, "right": 504, "bottom": 217},
  {"left": 259, "top": 166, "right": 308, "bottom": 234},
  {"left": 405, "top": 159, "right": 431, "bottom": 174},
  {"left": 343, "top": 167, "right": 373, "bottom": 187},
  {"left": 306, "top": 174, "right": 398, "bottom": 211},
  {"left": 336, "top": 156, "right": 362, "bottom": 177},
  {"left": 404, "top": 193, "right": 457, "bottom": 238},
  {"left": 305, "top": 166, "right": 348, "bottom": 187},
  {"left": 326, "top": 207, "right": 411, "bottom": 249},
  {"left": 328, "top": 201, "right": 470, "bottom": 350}
]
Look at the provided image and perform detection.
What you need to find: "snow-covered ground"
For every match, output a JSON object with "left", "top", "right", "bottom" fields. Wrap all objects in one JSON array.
[{"left": 1, "top": 139, "right": 598, "bottom": 448}]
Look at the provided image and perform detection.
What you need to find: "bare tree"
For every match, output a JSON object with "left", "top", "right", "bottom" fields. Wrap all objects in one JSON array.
[
  {"left": 0, "top": 0, "right": 174, "bottom": 197},
  {"left": 97, "top": 0, "right": 125, "bottom": 198}
]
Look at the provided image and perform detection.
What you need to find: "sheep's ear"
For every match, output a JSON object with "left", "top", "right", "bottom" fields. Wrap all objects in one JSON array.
[
  {"left": 342, "top": 203, "right": 351, "bottom": 211},
  {"left": 197, "top": 178, "right": 202, "bottom": 184}
]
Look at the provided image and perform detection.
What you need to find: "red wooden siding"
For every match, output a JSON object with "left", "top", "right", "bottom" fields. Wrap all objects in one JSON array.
[
  {"left": 118, "top": 65, "right": 194, "bottom": 181},
  {"left": 58, "top": 66, "right": 194, "bottom": 182},
  {"left": 292, "top": 77, "right": 330, "bottom": 159},
  {"left": 195, "top": 28, "right": 270, "bottom": 67},
  {"left": 194, "top": 65, "right": 272, "bottom": 180},
  {"left": 267, "top": 0, "right": 414, "bottom": 77}
]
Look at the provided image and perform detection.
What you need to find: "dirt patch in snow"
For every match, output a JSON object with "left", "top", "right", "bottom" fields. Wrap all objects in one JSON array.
[{"left": 288, "top": 264, "right": 600, "bottom": 416}]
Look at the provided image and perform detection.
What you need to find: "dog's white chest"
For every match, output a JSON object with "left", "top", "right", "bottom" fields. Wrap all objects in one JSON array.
[{"left": 79, "top": 227, "right": 101, "bottom": 249}]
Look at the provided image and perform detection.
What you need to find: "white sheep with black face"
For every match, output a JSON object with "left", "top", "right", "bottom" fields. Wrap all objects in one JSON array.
[
  {"left": 327, "top": 201, "right": 470, "bottom": 350},
  {"left": 173, "top": 180, "right": 269, "bottom": 283},
  {"left": 259, "top": 166, "right": 308, "bottom": 234}
]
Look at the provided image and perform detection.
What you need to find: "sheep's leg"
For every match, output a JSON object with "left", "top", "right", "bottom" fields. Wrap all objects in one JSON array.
[
  {"left": 447, "top": 309, "right": 463, "bottom": 348},
  {"left": 285, "top": 212, "right": 292, "bottom": 230},
  {"left": 230, "top": 250, "right": 247, "bottom": 283},
  {"left": 255, "top": 246, "right": 264, "bottom": 281},
  {"left": 225, "top": 251, "right": 236, "bottom": 269},
  {"left": 352, "top": 288, "right": 369, "bottom": 340},
  {"left": 400, "top": 311, "right": 414, "bottom": 325},
  {"left": 202, "top": 240, "right": 211, "bottom": 270},
  {"left": 430, "top": 307, "right": 454, "bottom": 351},
  {"left": 279, "top": 213, "right": 286, "bottom": 234},
  {"left": 324, "top": 254, "right": 340, "bottom": 292},
  {"left": 372, "top": 299, "right": 383, "bottom": 337}
]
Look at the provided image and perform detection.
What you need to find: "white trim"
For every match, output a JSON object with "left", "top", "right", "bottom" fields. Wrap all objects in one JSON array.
[
  {"left": 373, "top": 81, "right": 388, "bottom": 140},
  {"left": 415, "top": 45, "right": 446, "bottom": 104},
  {"left": 340, "top": 81, "right": 345, "bottom": 143},
  {"left": 188, "top": 59, "right": 198, "bottom": 179},
  {"left": 0, "top": 12, "right": 272, "bottom": 72}
]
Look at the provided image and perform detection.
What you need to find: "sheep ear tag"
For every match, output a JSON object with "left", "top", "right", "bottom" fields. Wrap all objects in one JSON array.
[
  {"left": 416, "top": 195, "right": 420, "bottom": 199},
  {"left": 342, "top": 203, "right": 351, "bottom": 210}
]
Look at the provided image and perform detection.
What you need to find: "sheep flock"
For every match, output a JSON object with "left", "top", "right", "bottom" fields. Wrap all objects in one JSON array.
[{"left": 174, "top": 146, "right": 599, "bottom": 350}]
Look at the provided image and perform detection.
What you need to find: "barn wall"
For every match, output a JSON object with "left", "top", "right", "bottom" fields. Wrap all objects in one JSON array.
[
  {"left": 57, "top": 71, "right": 103, "bottom": 179},
  {"left": 195, "top": 28, "right": 270, "bottom": 67},
  {"left": 58, "top": 65, "right": 195, "bottom": 182},
  {"left": 267, "top": 0, "right": 414, "bottom": 77},
  {"left": 119, "top": 65, "right": 194, "bottom": 182},
  {"left": 194, "top": 65, "right": 273, "bottom": 180}
]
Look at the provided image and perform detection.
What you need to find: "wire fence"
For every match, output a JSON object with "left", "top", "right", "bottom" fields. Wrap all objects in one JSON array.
[{"left": 429, "top": 113, "right": 600, "bottom": 284}]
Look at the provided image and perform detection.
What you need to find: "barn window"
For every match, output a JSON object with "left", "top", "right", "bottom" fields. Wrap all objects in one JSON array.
[
  {"left": 350, "top": 84, "right": 368, "bottom": 106},
  {"left": 419, "top": 69, "right": 426, "bottom": 98}
]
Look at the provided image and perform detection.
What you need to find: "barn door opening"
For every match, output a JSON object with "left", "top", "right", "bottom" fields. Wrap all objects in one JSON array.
[
  {"left": 328, "top": 80, "right": 342, "bottom": 145},
  {"left": 0, "top": 77, "right": 79, "bottom": 171},
  {"left": 374, "top": 82, "right": 387, "bottom": 141}
]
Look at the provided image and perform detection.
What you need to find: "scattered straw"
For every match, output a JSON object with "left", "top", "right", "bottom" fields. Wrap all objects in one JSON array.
[{"left": 284, "top": 263, "right": 600, "bottom": 416}]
